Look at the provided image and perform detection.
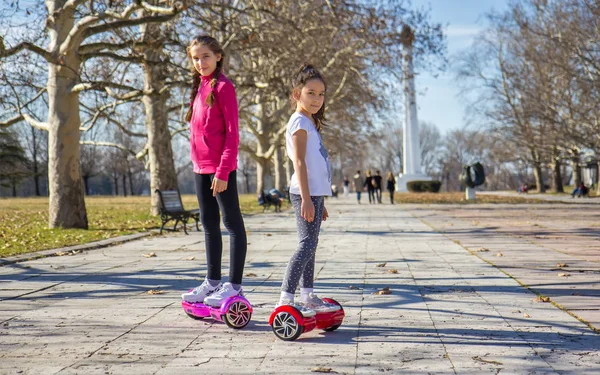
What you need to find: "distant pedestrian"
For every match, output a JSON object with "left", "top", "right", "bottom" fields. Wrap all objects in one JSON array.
[
  {"left": 386, "top": 172, "right": 396, "bottom": 204},
  {"left": 364, "top": 170, "right": 375, "bottom": 204},
  {"left": 373, "top": 170, "right": 383, "bottom": 203},
  {"left": 352, "top": 170, "right": 363, "bottom": 204},
  {"left": 343, "top": 176, "right": 349, "bottom": 197}
]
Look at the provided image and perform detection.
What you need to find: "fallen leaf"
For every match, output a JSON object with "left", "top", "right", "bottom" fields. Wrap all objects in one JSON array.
[
  {"left": 373, "top": 287, "right": 392, "bottom": 295},
  {"left": 184, "top": 256, "right": 195, "bottom": 261},
  {"left": 495, "top": 253, "right": 503, "bottom": 257},
  {"left": 557, "top": 263, "right": 568, "bottom": 268},
  {"left": 533, "top": 296, "right": 550, "bottom": 303},
  {"left": 387, "top": 269, "right": 398, "bottom": 274},
  {"left": 472, "top": 356, "right": 503, "bottom": 365},
  {"left": 245, "top": 272, "right": 257, "bottom": 277},
  {"left": 523, "top": 313, "right": 531, "bottom": 318},
  {"left": 475, "top": 247, "right": 489, "bottom": 252},
  {"left": 311, "top": 367, "right": 335, "bottom": 373},
  {"left": 55, "top": 251, "right": 70, "bottom": 256},
  {"left": 375, "top": 262, "right": 387, "bottom": 267},
  {"left": 265, "top": 233, "right": 272, "bottom": 237},
  {"left": 143, "top": 252, "right": 156, "bottom": 258},
  {"left": 558, "top": 273, "right": 570, "bottom": 277},
  {"left": 147, "top": 289, "right": 164, "bottom": 295}
]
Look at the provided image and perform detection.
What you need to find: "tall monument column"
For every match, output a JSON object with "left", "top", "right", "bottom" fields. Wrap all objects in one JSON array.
[{"left": 397, "top": 25, "right": 431, "bottom": 192}]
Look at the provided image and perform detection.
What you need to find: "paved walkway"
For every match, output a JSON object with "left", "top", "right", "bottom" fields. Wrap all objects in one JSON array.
[{"left": 1, "top": 197, "right": 599, "bottom": 374}]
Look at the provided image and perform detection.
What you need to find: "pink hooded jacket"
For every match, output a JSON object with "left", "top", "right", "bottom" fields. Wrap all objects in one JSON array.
[{"left": 189, "top": 72, "right": 239, "bottom": 181}]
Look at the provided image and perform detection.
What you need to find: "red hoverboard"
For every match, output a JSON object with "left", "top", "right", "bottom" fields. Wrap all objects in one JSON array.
[{"left": 268, "top": 298, "right": 345, "bottom": 341}]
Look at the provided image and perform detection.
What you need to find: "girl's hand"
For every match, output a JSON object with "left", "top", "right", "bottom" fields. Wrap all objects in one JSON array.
[
  {"left": 322, "top": 206, "right": 329, "bottom": 221},
  {"left": 211, "top": 177, "right": 228, "bottom": 196},
  {"left": 301, "top": 198, "right": 315, "bottom": 222}
]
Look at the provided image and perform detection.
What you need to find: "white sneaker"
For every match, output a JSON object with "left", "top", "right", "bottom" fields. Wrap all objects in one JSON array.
[
  {"left": 181, "top": 279, "right": 221, "bottom": 303},
  {"left": 277, "top": 298, "right": 316, "bottom": 318},
  {"left": 204, "top": 282, "right": 242, "bottom": 306},
  {"left": 299, "top": 293, "right": 341, "bottom": 313}
]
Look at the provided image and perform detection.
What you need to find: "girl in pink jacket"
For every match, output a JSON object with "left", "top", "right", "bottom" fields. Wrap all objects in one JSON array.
[{"left": 181, "top": 35, "right": 247, "bottom": 306}]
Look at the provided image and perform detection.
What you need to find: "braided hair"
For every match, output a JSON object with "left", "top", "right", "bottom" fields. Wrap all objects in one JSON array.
[
  {"left": 185, "top": 35, "right": 225, "bottom": 122},
  {"left": 290, "top": 64, "right": 327, "bottom": 132}
]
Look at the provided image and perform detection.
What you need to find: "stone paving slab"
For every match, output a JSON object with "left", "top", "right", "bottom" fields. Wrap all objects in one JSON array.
[
  {"left": 407, "top": 203, "right": 600, "bottom": 333},
  {"left": 1, "top": 197, "right": 599, "bottom": 374}
]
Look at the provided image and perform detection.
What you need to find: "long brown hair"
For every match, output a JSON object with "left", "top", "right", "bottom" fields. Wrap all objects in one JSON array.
[
  {"left": 185, "top": 35, "right": 225, "bottom": 122},
  {"left": 290, "top": 64, "right": 327, "bottom": 132}
]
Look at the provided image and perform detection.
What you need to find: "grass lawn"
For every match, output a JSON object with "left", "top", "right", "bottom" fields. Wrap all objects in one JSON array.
[
  {"left": 0, "top": 194, "right": 263, "bottom": 258},
  {"left": 387, "top": 192, "right": 550, "bottom": 204}
]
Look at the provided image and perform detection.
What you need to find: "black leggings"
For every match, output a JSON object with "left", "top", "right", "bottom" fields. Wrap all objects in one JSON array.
[{"left": 194, "top": 171, "right": 247, "bottom": 285}]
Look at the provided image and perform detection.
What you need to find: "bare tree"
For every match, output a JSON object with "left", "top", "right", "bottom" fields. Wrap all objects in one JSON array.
[{"left": 0, "top": 0, "right": 183, "bottom": 228}]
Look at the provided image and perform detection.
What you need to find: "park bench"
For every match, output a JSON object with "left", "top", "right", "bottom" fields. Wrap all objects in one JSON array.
[{"left": 155, "top": 189, "right": 200, "bottom": 235}]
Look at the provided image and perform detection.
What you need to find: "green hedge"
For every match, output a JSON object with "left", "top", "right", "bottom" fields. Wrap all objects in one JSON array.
[{"left": 407, "top": 180, "right": 442, "bottom": 193}]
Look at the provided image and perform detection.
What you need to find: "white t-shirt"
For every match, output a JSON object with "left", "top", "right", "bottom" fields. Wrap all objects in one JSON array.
[{"left": 286, "top": 112, "right": 332, "bottom": 196}]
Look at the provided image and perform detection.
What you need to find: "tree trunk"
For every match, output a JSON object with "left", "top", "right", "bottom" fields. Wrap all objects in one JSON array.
[
  {"left": 31, "top": 126, "right": 41, "bottom": 196},
  {"left": 550, "top": 156, "right": 563, "bottom": 193},
  {"left": 595, "top": 161, "right": 600, "bottom": 195},
  {"left": 256, "top": 158, "right": 270, "bottom": 194},
  {"left": 122, "top": 174, "right": 127, "bottom": 196},
  {"left": 140, "top": 17, "right": 178, "bottom": 215},
  {"left": 530, "top": 148, "right": 545, "bottom": 193},
  {"left": 83, "top": 176, "right": 90, "bottom": 195},
  {"left": 46, "top": 4, "right": 87, "bottom": 229},
  {"left": 254, "top": 123, "right": 272, "bottom": 194},
  {"left": 114, "top": 176, "right": 119, "bottom": 196},
  {"left": 274, "top": 145, "right": 286, "bottom": 192},
  {"left": 533, "top": 162, "right": 545, "bottom": 193},
  {"left": 128, "top": 167, "right": 135, "bottom": 196},
  {"left": 572, "top": 158, "right": 581, "bottom": 187}
]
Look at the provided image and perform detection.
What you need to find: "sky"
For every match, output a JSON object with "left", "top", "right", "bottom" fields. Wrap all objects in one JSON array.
[{"left": 410, "top": 0, "right": 509, "bottom": 134}]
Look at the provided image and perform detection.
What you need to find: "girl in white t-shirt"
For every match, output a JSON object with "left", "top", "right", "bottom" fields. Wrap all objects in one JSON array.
[{"left": 277, "top": 64, "right": 339, "bottom": 314}]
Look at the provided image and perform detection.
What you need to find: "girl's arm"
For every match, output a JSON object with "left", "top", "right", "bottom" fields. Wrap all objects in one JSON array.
[
  {"left": 215, "top": 81, "right": 239, "bottom": 182},
  {"left": 292, "top": 129, "right": 315, "bottom": 222}
]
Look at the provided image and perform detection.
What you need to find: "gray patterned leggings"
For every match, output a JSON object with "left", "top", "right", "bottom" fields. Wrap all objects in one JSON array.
[{"left": 281, "top": 194, "right": 325, "bottom": 294}]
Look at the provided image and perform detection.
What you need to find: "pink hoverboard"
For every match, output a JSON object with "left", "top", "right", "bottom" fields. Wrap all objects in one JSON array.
[
  {"left": 268, "top": 298, "right": 344, "bottom": 341},
  {"left": 182, "top": 294, "right": 253, "bottom": 329}
]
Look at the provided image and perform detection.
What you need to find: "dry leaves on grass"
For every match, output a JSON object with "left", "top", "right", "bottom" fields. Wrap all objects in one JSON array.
[
  {"left": 387, "top": 269, "right": 398, "bottom": 274},
  {"left": 55, "top": 250, "right": 81, "bottom": 256},
  {"left": 375, "top": 262, "right": 387, "bottom": 267},
  {"left": 533, "top": 296, "right": 550, "bottom": 303},
  {"left": 558, "top": 273, "right": 570, "bottom": 277},
  {"left": 142, "top": 252, "right": 156, "bottom": 258},
  {"left": 147, "top": 289, "right": 164, "bottom": 295},
  {"left": 373, "top": 287, "right": 392, "bottom": 295}
]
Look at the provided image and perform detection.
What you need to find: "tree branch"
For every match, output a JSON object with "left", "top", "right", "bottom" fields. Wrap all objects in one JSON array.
[
  {"left": 80, "top": 140, "right": 137, "bottom": 157},
  {"left": 0, "top": 40, "right": 54, "bottom": 62}
]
